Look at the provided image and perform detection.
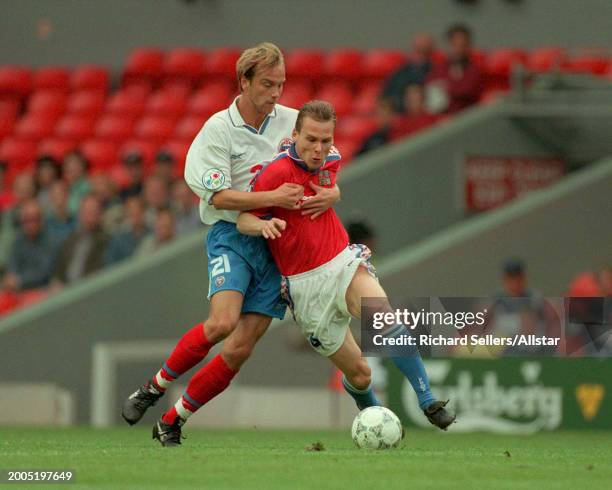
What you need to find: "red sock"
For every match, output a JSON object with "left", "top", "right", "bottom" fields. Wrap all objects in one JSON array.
[
  {"left": 163, "top": 323, "right": 213, "bottom": 379},
  {"left": 161, "top": 354, "right": 237, "bottom": 424}
]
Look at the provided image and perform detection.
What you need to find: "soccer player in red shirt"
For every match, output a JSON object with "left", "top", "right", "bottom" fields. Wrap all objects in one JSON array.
[{"left": 237, "top": 101, "right": 455, "bottom": 429}]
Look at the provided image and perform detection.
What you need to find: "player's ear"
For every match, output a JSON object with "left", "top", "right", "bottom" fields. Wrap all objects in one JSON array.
[
  {"left": 291, "top": 128, "right": 298, "bottom": 140},
  {"left": 239, "top": 76, "right": 248, "bottom": 92}
]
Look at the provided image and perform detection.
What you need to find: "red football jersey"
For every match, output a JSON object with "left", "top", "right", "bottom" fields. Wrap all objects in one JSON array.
[{"left": 251, "top": 144, "right": 348, "bottom": 276}]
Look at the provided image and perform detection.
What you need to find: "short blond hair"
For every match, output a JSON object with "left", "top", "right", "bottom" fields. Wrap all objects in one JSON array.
[
  {"left": 236, "top": 42, "right": 284, "bottom": 90},
  {"left": 295, "top": 100, "right": 337, "bottom": 132}
]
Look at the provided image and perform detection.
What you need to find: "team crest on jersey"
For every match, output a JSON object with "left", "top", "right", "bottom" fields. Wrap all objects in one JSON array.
[
  {"left": 277, "top": 137, "right": 293, "bottom": 152},
  {"left": 202, "top": 168, "right": 226, "bottom": 191},
  {"left": 215, "top": 275, "right": 226, "bottom": 288},
  {"left": 318, "top": 170, "right": 332, "bottom": 186}
]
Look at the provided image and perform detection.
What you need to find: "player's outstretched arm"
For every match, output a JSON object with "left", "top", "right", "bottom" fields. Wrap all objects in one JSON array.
[
  {"left": 211, "top": 183, "right": 304, "bottom": 211},
  {"left": 300, "top": 183, "right": 341, "bottom": 219},
  {"left": 236, "top": 212, "right": 286, "bottom": 240}
]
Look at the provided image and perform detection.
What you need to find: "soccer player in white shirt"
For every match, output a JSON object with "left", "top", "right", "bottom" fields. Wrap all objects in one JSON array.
[{"left": 121, "top": 43, "right": 340, "bottom": 446}]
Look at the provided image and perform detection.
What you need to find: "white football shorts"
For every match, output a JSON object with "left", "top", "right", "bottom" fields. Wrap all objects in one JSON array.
[{"left": 281, "top": 244, "right": 376, "bottom": 357}]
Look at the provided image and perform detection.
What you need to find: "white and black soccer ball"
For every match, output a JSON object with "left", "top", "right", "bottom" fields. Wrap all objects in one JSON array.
[{"left": 351, "top": 406, "right": 403, "bottom": 449}]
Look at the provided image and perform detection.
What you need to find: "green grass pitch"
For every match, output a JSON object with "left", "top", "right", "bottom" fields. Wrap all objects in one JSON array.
[{"left": 1, "top": 428, "right": 611, "bottom": 489}]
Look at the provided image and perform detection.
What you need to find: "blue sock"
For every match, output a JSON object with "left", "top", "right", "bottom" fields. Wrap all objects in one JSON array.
[
  {"left": 342, "top": 376, "right": 380, "bottom": 410},
  {"left": 384, "top": 324, "right": 436, "bottom": 410}
]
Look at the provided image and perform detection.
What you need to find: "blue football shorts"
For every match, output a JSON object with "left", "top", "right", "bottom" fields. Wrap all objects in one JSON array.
[{"left": 205, "top": 220, "right": 287, "bottom": 319}]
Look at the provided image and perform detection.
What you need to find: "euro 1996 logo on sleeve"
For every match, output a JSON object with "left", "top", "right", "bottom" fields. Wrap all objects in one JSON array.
[{"left": 202, "top": 168, "right": 226, "bottom": 191}]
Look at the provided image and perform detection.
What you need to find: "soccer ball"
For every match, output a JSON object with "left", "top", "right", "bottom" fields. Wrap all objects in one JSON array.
[{"left": 351, "top": 406, "right": 403, "bottom": 449}]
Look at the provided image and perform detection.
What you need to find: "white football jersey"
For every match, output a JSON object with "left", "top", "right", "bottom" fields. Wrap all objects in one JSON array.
[{"left": 184, "top": 97, "right": 297, "bottom": 225}]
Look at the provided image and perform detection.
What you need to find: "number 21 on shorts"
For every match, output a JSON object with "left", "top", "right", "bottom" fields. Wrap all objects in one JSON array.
[{"left": 210, "top": 254, "right": 231, "bottom": 277}]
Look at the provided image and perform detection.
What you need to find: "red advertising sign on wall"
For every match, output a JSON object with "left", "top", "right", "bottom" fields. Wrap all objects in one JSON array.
[{"left": 465, "top": 156, "right": 565, "bottom": 212}]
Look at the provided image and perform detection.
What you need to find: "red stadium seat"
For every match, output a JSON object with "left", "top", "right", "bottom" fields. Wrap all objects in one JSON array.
[
  {"left": 561, "top": 53, "right": 608, "bottom": 75},
  {"left": 205, "top": 47, "right": 241, "bottom": 79},
  {"left": 37, "top": 138, "right": 78, "bottom": 161},
  {"left": 335, "top": 115, "right": 379, "bottom": 143},
  {"left": 0, "top": 66, "right": 32, "bottom": 97},
  {"left": 54, "top": 114, "right": 97, "bottom": 142},
  {"left": 0, "top": 291, "right": 21, "bottom": 316},
  {"left": 164, "top": 48, "right": 206, "bottom": 84},
  {"left": 0, "top": 98, "right": 20, "bottom": 121},
  {"left": 27, "top": 90, "right": 67, "bottom": 118},
  {"left": 316, "top": 82, "right": 353, "bottom": 117},
  {"left": 66, "top": 90, "right": 106, "bottom": 116},
  {"left": 285, "top": 49, "right": 325, "bottom": 81},
  {"left": 80, "top": 139, "right": 119, "bottom": 171},
  {"left": 145, "top": 90, "right": 188, "bottom": 118},
  {"left": 93, "top": 115, "right": 135, "bottom": 142},
  {"left": 0, "top": 116, "right": 14, "bottom": 142},
  {"left": 19, "top": 289, "right": 49, "bottom": 308},
  {"left": 354, "top": 83, "right": 382, "bottom": 115},
  {"left": 106, "top": 90, "right": 147, "bottom": 118},
  {"left": 189, "top": 88, "right": 231, "bottom": 117},
  {"left": 122, "top": 47, "right": 165, "bottom": 86},
  {"left": 160, "top": 80, "right": 193, "bottom": 98},
  {"left": 527, "top": 47, "right": 566, "bottom": 73},
  {"left": 14, "top": 114, "right": 56, "bottom": 140},
  {"left": 485, "top": 48, "right": 526, "bottom": 91},
  {"left": 485, "top": 48, "right": 527, "bottom": 77},
  {"left": 279, "top": 80, "right": 314, "bottom": 109},
  {"left": 159, "top": 139, "right": 190, "bottom": 177},
  {"left": 134, "top": 115, "right": 175, "bottom": 143},
  {"left": 0, "top": 138, "right": 37, "bottom": 170},
  {"left": 174, "top": 115, "right": 204, "bottom": 141},
  {"left": 324, "top": 49, "right": 364, "bottom": 82},
  {"left": 33, "top": 66, "right": 71, "bottom": 92},
  {"left": 71, "top": 65, "right": 110, "bottom": 92},
  {"left": 362, "top": 50, "right": 407, "bottom": 79}
]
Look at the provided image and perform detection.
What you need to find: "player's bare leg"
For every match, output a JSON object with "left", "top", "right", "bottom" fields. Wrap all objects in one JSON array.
[
  {"left": 123, "top": 290, "right": 243, "bottom": 427},
  {"left": 344, "top": 267, "right": 456, "bottom": 430},
  {"left": 329, "top": 329, "right": 381, "bottom": 409},
  {"left": 220, "top": 313, "right": 272, "bottom": 371}
]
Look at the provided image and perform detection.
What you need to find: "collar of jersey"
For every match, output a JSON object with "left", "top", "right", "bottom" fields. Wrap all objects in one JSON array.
[
  {"left": 286, "top": 143, "right": 340, "bottom": 173},
  {"left": 228, "top": 96, "right": 277, "bottom": 135}
]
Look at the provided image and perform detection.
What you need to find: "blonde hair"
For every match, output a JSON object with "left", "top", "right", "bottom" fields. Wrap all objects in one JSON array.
[
  {"left": 236, "top": 42, "right": 284, "bottom": 91},
  {"left": 295, "top": 100, "right": 337, "bottom": 132}
]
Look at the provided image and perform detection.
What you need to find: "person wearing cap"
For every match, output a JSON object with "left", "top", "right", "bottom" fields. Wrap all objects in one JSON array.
[
  {"left": 119, "top": 152, "right": 145, "bottom": 201},
  {"left": 487, "top": 258, "right": 557, "bottom": 355}
]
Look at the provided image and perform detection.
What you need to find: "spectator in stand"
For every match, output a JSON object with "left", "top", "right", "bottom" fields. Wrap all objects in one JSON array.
[
  {"left": 105, "top": 196, "right": 150, "bottom": 266},
  {"left": 90, "top": 174, "right": 124, "bottom": 234},
  {"left": 0, "top": 173, "right": 36, "bottom": 271},
  {"left": 46, "top": 181, "right": 76, "bottom": 244},
  {"left": 136, "top": 207, "right": 176, "bottom": 256},
  {"left": 426, "top": 24, "right": 482, "bottom": 114},
  {"left": 119, "top": 153, "right": 145, "bottom": 201},
  {"left": 358, "top": 84, "right": 440, "bottom": 155},
  {"left": 388, "top": 83, "right": 441, "bottom": 142},
  {"left": 171, "top": 180, "right": 201, "bottom": 235},
  {"left": 2, "top": 199, "right": 58, "bottom": 292},
  {"left": 50, "top": 194, "right": 109, "bottom": 290},
  {"left": 487, "top": 258, "right": 558, "bottom": 356},
  {"left": 0, "top": 162, "right": 14, "bottom": 212},
  {"left": 154, "top": 150, "right": 176, "bottom": 187},
  {"left": 63, "top": 151, "right": 91, "bottom": 215},
  {"left": 35, "top": 155, "right": 62, "bottom": 212},
  {"left": 143, "top": 174, "right": 170, "bottom": 229},
  {"left": 379, "top": 33, "right": 437, "bottom": 114}
]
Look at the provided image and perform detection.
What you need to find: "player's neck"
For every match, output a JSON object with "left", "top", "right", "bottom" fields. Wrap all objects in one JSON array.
[{"left": 237, "top": 96, "right": 268, "bottom": 130}]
